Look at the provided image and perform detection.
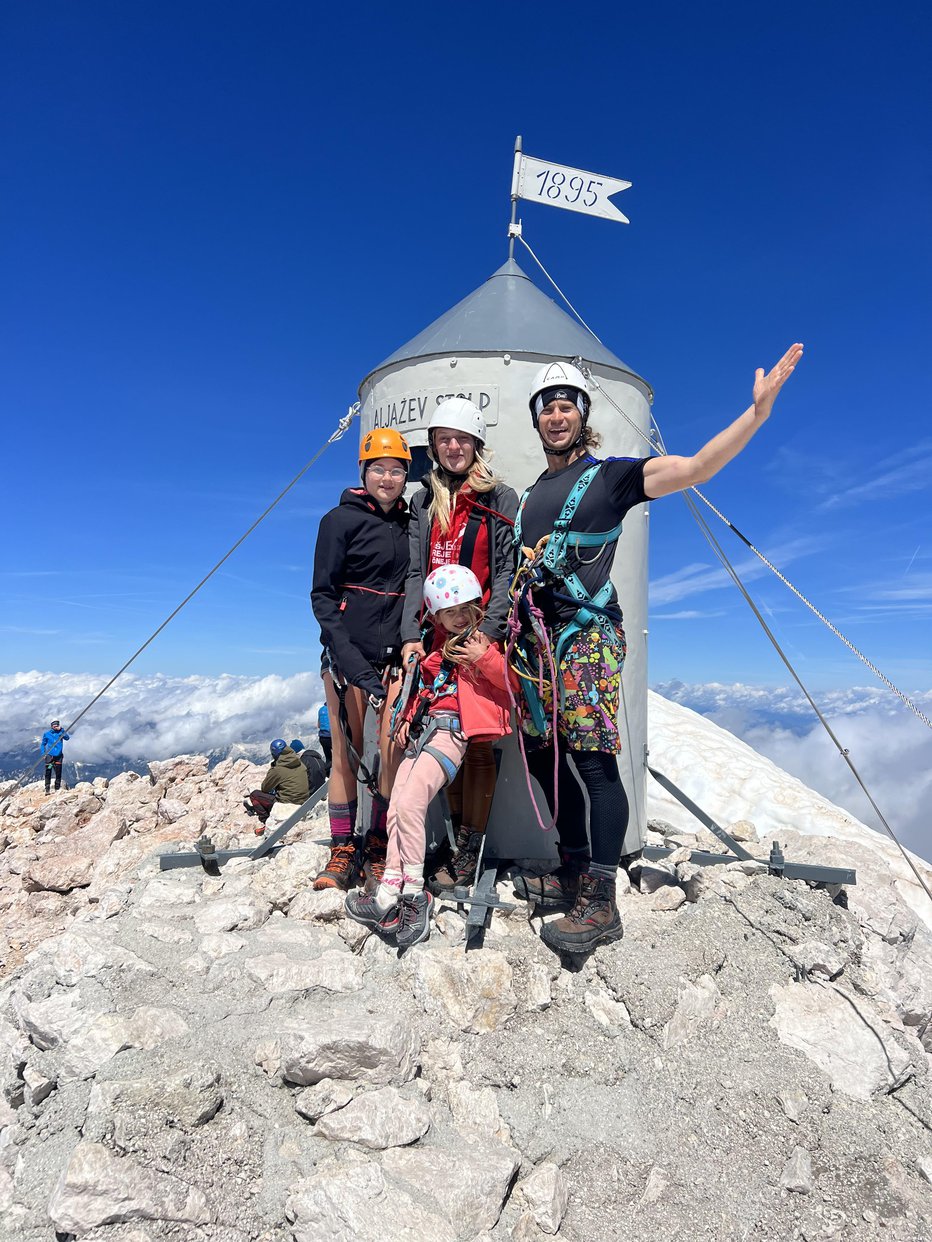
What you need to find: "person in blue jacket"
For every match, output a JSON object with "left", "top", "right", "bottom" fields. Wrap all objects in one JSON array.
[
  {"left": 40, "top": 720, "right": 70, "bottom": 794},
  {"left": 317, "top": 701, "right": 332, "bottom": 771}
]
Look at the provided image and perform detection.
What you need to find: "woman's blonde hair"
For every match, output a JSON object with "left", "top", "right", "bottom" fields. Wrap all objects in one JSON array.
[{"left": 427, "top": 446, "right": 500, "bottom": 534}]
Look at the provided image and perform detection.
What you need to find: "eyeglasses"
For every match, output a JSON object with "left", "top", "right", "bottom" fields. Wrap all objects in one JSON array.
[{"left": 368, "top": 466, "right": 407, "bottom": 480}]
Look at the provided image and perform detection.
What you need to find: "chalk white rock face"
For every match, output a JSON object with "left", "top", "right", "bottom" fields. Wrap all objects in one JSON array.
[
  {"left": 85, "top": 1063, "right": 222, "bottom": 1139},
  {"left": 662, "top": 974, "right": 726, "bottom": 1049},
  {"left": 155, "top": 798, "right": 189, "bottom": 824},
  {"left": 244, "top": 951, "right": 363, "bottom": 995},
  {"left": 770, "top": 982, "right": 912, "bottom": 1099},
  {"left": 524, "top": 962, "right": 553, "bottom": 1011},
  {"left": 192, "top": 895, "right": 272, "bottom": 934},
  {"left": 37, "top": 930, "right": 155, "bottom": 986},
  {"left": 383, "top": 1141, "right": 520, "bottom": 1235},
  {"left": 421, "top": 1037, "right": 465, "bottom": 1083},
  {"left": 60, "top": 1007, "right": 189, "bottom": 1082},
  {"left": 649, "top": 884, "right": 687, "bottom": 912},
  {"left": 250, "top": 841, "right": 331, "bottom": 911},
  {"left": 147, "top": 755, "right": 210, "bottom": 785},
  {"left": 294, "top": 1079, "right": 356, "bottom": 1122},
  {"left": 780, "top": 1145, "right": 815, "bottom": 1194},
  {"left": 516, "top": 1161, "right": 569, "bottom": 1235},
  {"left": 413, "top": 947, "right": 517, "bottom": 1034},
  {"left": 15, "top": 991, "right": 91, "bottom": 1051},
  {"left": 288, "top": 887, "right": 346, "bottom": 923},
  {"left": 584, "top": 986, "right": 632, "bottom": 1036},
  {"left": 446, "top": 1079, "right": 512, "bottom": 1146},
  {"left": 272, "top": 1018, "right": 420, "bottom": 1087},
  {"left": 198, "top": 932, "right": 245, "bottom": 960},
  {"left": 287, "top": 1159, "right": 455, "bottom": 1242},
  {"left": 47, "top": 1141, "right": 210, "bottom": 1233},
  {"left": 313, "top": 1085, "right": 430, "bottom": 1149},
  {"left": 135, "top": 875, "right": 198, "bottom": 913}
]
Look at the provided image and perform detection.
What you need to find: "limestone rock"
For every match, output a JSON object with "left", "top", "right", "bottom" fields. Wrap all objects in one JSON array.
[
  {"left": 649, "top": 884, "right": 686, "bottom": 912},
  {"left": 447, "top": 1079, "right": 512, "bottom": 1145},
  {"left": 413, "top": 947, "right": 517, "bottom": 1034},
  {"left": 786, "top": 938, "right": 848, "bottom": 980},
  {"left": 244, "top": 951, "right": 363, "bottom": 995},
  {"left": 47, "top": 1141, "right": 210, "bottom": 1233},
  {"left": 85, "top": 1063, "right": 222, "bottom": 1141},
  {"left": 777, "top": 1087, "right": 808, "bottom": 1123},
  {"left": 249, "top": 841, "right": 331, "bottom": 912},
  {"left": 516, "top": 1161, "right": 568, "bottom": 1234},
  {"left": 155, "top": 798, "right": 189, "bottom": 824},
  {"left": 636, "top": 860, "right": 678, "bottom": 894},
  {"left": 135, "top": 875, "right": 198, "bottom": 913},
  {"left": 287, "top": 1159, "right": 455, "bottom": 1242},
  {"left": 39, "top": 929, "right": 156, "bottom": 986},
  {"left": 294, "top": 1079, "right": 355, "bottom": 1123},
  {"left": 23, "top": 1063, "right": 55, "bottom": 1106},
  {"left": 15, "top": 990, "right": 91, "bottom": 1051},
  {"left": 662, "top": 974, "right": 726, "bottom": 1048},
  {"left": 313, "top": 1084, "right": 430, "bottom": 1149},
  {"left": 524, "top": 963, "right": 552, "bottom": 1011},
  {"left": 199, "top": 932, "right": 246, "bottom": 959},
  {"left": 584, "top": 986, "right": 632, "bottom": 1036},
  {"left": 728, "top": 819, "right": 759, "bottom": 842},
  {"left": 639, "top": 1165, "right": 671, "bottom": 1206},
  {"left": 421, "top": 1036, "right": 464, "bottom": 1083},
  {"left": 770, "top": 981, "right": 912, "bottom": 1099},
  {"left": 780, "top": 1145, "right": 815, "bottom": 1194},
  {"left": 147, "top": 755, "right": 209, "bottom": 785},
  {"left": 271, "top": 1017, "right": 420, "bottom": 1087},
  {"left": 288, "top": 887, "right": 347, "bottom": 923},
  {"left": 61, "top": 1006, "right": 189, "bottom": 1081},
  {"left": 192, "top": 894, "right": 272, "bottom": 934},
  {"left": 383, "top": 1140, "right": 519, "bottom": 1235}
]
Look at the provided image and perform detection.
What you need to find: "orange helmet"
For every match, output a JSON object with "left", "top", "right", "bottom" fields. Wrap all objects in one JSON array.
[{"left": 358, "top": 428, "right": 411, "bottom": 478}]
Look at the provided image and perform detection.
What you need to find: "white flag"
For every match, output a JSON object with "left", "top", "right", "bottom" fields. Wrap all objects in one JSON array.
[{"left": 513, "top": 153, "right": 631, "bottom": 223}]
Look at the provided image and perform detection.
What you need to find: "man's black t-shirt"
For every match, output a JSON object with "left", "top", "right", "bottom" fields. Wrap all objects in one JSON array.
[{"left": 518, "top": 455, "right": 649, "bottom": 628}]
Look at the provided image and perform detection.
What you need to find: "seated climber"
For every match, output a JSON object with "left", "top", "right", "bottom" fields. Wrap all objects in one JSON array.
[
  {"left": 244, "top": 739, "right": 310, "bottom": 834},
  {"left": 290, "top": 739, "right": 328, "bottom": 793},
  {"left": 344, "top": 565, "right": 513, "bottom": 950}
]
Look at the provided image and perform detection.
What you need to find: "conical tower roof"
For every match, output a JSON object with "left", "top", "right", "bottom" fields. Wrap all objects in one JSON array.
[{"left": 362, "top": 259, "right": 648, "bottom": 391}]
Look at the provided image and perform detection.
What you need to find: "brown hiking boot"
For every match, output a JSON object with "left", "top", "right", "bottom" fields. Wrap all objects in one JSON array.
[
  {"left": 362, "top": 830, "right": 388, "bottom": 894},
  {"left": 513, "top": 853, "right": 589, "bottom": 910},
  {"left": 540, "top": 874, "right": 623, "bottom": 955},
  {"left": 313, "top": 840, "right": 359, "bottom": 891},
  {"left": 430, "top": 827, "right": 484, "bottom": 894}
]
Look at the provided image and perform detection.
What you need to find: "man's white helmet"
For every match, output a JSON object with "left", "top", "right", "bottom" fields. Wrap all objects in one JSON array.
[
  {"left": 423, "top": 564, "right": 483, "bottom": 615},
  {"left": 528, "top": 361, "right": 591, "bottom": 422},
  {"left": 428, "top": 397, "right": 487, "bottom": 445}
]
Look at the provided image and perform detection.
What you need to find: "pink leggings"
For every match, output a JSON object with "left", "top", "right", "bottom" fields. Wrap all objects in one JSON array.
[{"left": 385, "top": 729, "right": 469, "bottom": 884}]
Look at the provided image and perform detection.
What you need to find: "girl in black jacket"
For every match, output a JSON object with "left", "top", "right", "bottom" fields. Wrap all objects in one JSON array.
[{"left": 310, "top": 428, "right": 411, "bottom": 891}]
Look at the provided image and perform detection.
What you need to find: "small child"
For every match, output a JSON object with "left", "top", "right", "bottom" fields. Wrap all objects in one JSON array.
[{"left": 345, "top": 565, "right": 512, "bottom": 948}]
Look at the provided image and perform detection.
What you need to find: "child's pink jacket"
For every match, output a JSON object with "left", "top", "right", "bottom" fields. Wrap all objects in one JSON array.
[{"left": 413, "top": 645, "right": 514, "bottom": 743}]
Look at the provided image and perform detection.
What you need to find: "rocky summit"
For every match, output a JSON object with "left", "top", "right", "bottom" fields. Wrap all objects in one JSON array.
[{"left": 1, "top": 715, "right": 931, "bottom": 1241}]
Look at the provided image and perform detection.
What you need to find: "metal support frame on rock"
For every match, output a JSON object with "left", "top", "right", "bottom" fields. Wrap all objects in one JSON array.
[
  {"left": 451, "top": 831, "right": 516, "bottom": 947},
  {"left": 644, "top": 766, "right": 856, "bottom": 887},
  {"left": 158, "top": 782, "right": 328, "bottom": 873}
]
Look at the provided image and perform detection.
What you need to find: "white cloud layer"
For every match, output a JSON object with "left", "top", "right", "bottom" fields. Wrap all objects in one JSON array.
[
  {"left": 0, "top": 670, "right": 326, "bottom": 766},
  {"left": 654, "top": 680, "right": 932, "bottom": 858}
]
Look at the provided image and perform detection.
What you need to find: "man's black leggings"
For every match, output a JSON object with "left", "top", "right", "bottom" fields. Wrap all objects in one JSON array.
[
  {"left": 45, "top": 755, "right": 63, "bottom": 793},
  {"left": 527, "top": 743, "right": 629, "bottom": 869}
]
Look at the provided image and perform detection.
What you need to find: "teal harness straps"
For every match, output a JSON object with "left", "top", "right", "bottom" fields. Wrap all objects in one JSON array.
[{"left": 514, "top": 461, "right": 624, "bottom": 704}]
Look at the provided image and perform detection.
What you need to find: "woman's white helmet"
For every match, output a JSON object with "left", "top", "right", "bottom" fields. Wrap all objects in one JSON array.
[
  {"left": 528, "top": 361, "right": 591, "bottom": 425},
  {"left": 428, "top": 397, "right": 487, "bottom": 446},
  {"left": 423, "top": 564, "right": 482, "bottom": 615}
]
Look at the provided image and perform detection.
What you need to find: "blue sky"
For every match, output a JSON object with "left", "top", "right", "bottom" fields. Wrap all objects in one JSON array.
[{"left": 2, "top": 1, "right": 930, "bottom": 708}]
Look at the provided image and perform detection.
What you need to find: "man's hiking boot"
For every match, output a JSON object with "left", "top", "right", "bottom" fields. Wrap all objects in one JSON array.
[
  {"left": 313, "top": 839, "right": 359, "bottom": 891},
  {"left": 430, "top": 827, "right": 484, "bottom": 894},
  {"left": 513, "top": 852, "right": 589, "bottom": 910},
  {"left": 540, "top": 874, "right": 623, "bottom": 955},
  {"left": 396, "top": 890, "right": 433, "bottom": 950},
  {"left": 344, "top": 889, "right": 399, "bottom": 935}
]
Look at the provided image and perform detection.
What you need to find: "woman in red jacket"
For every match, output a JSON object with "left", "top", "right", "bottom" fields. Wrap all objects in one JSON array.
[{"left": 345, "top": 565, "right": 512, "bottom": 949}]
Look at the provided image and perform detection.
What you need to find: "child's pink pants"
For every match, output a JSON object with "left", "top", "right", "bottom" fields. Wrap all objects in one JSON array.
[{"left": 386, "top": 728, "right": 469, "bottom": 882}]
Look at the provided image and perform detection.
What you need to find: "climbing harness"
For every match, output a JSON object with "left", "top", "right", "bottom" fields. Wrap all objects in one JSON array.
[{"left": 330, "top": 664, "right": 390, "bottom": 807}]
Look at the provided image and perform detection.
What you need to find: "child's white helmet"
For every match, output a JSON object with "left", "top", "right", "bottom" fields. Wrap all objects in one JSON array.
[{"left": 423, "top": 564, "right": 482, "bottom": 614}]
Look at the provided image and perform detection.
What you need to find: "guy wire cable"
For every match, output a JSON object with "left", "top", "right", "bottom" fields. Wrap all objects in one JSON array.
[{"left": 3, "top": 405, "right": 360, "bottom": 807}]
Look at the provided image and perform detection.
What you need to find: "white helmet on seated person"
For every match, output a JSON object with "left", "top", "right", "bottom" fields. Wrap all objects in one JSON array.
[
  {"left": 528, "top": 361, "right": 591, "bottom": 426},
  {"left": 423, "top": 564, "right": 483, "bottom": 615},
  {"left": 428, "top": 397, "right": 487, "bottom": 448}
]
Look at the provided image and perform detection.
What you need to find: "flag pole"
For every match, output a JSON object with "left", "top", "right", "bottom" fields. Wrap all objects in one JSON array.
[{"left": 508, "top": 134, "right": 522, "bottom": 260}]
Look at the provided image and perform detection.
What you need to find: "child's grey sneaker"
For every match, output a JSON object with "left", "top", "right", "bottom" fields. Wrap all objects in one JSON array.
[
  {"left": 396, "top": 890, "right": 433, "bottom": 949},
  {"left": 344, "top": 890, "right": 399, "bottom": 935}
]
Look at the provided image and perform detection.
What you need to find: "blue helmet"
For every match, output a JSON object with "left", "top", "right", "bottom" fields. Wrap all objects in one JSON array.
[
  {"left": 270, "top": 738, "right": 287, "bottom": 757},
  {"left": 290, "top": 739, "right": 304, "bottom": 752}
]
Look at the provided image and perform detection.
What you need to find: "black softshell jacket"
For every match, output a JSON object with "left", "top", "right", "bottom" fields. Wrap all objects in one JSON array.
[{"left": 311, "top": 488, "right": 409, "bottom": 697}]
